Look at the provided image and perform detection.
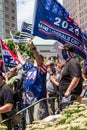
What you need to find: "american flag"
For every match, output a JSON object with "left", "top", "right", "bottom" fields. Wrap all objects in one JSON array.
[{"left": 20, "top": 22, "right": 34, "bottom": 39}]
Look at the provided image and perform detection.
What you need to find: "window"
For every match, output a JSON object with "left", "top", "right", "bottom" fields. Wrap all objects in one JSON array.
[
  {"left": 0, "top": 19, "right": 2, "bottom": 25},
  {"left": 85, "top": 16, "right": 87, "bottom": 21},
  {"left": 0, "top": 27, "right": 2, "bottom": 32},
  {"left": 5, "top": 14, "right": 9, "bottom": 18},
  {"left": 0, "top": 0, "right": 3, "bottom": 4},
  {"left": 10, "top": 2, "right": 15, "bottom": 6},
  {"left": 5, "top": 6, "right": 9, "bottom": 11},
  {"left": 79, "top": 6, "right": 81, "bottom": 10},
  {"left": 11, "top": 16, "right": 15, "bottom": 20},
  {"left": 5, "top": 21, "right": 10, "bottom": 26},
  {"left": 4, "top": 0, "right": 9, "bottom": 3},
  {"left": 0, "top": 4, "right": 2, "bottom": 10},
  {"left": 5, "top": 29, "right": 9, "bottom": 33},
  {"left": 11, "top": 23, "right": 15, "bottom": 27},
  {"left": 0, "top": 34, "right": 2, "bottom": 39},
  {"left": 84, "top": 2, "right": 87, "bottom": 8},
  {"left": 0, "top": 12, "right": 2, "bottom": 17},
  {"left": 79, "top": 0, "right": 81, "bottom": 4},
  {"left": 11, "top": 9, "right": 15, "bottom": 13}
]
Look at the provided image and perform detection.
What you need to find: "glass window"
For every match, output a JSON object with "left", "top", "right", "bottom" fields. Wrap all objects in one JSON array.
[
  {"left": 11, "top": 16, "right": 15, "bottom": 20},
  {"left": 0, "top": 4, "right": 2, "bottom": 10},
  {"left": 79, "top": 0, "right": 81, "bottom": 4},
  {"left": 0, "top": 11, "right": 3, "bottom": 17},
  {"left": 5, "top": 14, "right": 9, "bottom": 18},
  {"left": 4, "top": 0, "right": 9, "bottom": 3},
  {"left": 11, "top": 2, "right": 15, "bottom": 6},
  {"left": 5, "top": 21, "right": 10, "bottom": 26},
  {"left": 11, "top": 9, "right": 15, "bottom": 13},
  {"left": 0, "top": 27, "right": 2, "bottom": 32},
  {"left": 85, "top": 16, "right": 87, "bottom": 21},
  {"left": 0, "top": 19, "right": 2, "bottom": 25},
  {"left": 5, "top": 29, "right": 9, "bottom": 33},
  {"left": 0, "top": 34, "right": 2, "bottom": 39},
  {"left": 0, "top": 0, "right": 3, "bottom": 4},
  {"left": 5, "top": 6, "right": 9, "bottom": 11},
  {"left": 11, "top": 23, "right": 15, "bottom": 27}
]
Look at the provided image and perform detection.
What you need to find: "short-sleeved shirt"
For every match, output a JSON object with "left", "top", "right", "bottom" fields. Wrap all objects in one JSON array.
[
  {"left": 59, "top": 58, "right": 82, "bottom": 96},
  {"left": 0, "top": 86, "right": 14, "bottom": 106},
  {"left": 0, "top": 86, "right": 14, "bottom": 118},
  {"left": 23, "top": 62, "right": 47, "bottom": 100},
  {"left": 46, "top": 68, "right": 58, "bottom": 95}
]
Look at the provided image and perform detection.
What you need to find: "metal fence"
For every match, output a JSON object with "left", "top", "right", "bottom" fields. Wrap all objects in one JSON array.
[{"left": 0, "top": 97, "right": 59, "bottom": 130}]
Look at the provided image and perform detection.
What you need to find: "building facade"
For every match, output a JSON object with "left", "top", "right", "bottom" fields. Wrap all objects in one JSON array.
[
  {"left": 63, "top": 0, "right": 87, "bottom": 33},
  {"left": 0, "top": 0, "right": 17, "bottom": 39},
  {"left": 33, "top": 36, "right": 57, "bottom": 58}
]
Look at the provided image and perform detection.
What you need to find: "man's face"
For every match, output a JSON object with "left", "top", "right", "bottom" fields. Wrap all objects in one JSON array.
[
  {"left": 62, "top": 50, "right": 68, "bottom": 60},
  {"left": 47, "top": 64, "right": 54, "bottom": 72}
]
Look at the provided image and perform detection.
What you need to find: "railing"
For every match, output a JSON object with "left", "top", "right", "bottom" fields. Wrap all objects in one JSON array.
[{"left": 0, "top": 96, "right": 59, "bottom": 129}]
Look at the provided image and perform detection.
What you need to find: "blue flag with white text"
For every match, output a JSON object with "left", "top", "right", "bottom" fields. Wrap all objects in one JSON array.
[{"left": 33, "top": 0, "right": 86, "bottom": 59}]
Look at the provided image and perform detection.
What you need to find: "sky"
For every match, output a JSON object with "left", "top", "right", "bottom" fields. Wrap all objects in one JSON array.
[{"left": 16, "top": 0, "right": 63, "bottom": 31}]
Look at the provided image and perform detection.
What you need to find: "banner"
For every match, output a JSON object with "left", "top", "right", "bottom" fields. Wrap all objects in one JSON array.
[
  {"left": 10, "top": 31, "right": 29, "bottom": 43},
  {"left": 0, "top": 39, "right": 20, "bottom": 68},
  {"left": 33, "top": 0, "right": 86, "bottom": 59}
]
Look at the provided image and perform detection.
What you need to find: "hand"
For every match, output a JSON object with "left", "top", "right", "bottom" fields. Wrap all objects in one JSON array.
[
  {"left": 64, "top": 90, "right": 71, "bottom": 97},
  {"left": 29, "top": 40, "right": 34, "bottom": 48},
  {"left": 15, "top": 45, "right": 19, "bottom": 52}
]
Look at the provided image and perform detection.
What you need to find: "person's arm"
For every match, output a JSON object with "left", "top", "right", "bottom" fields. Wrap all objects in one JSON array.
[
  {"left": 29, "top": 40, "right": 42, "bottom": 66},
  {"left": 15, "top": 45, "right": 25, "bottom": 64},
  {"left": 82, "top": 73, "right": 87, "bottom": 81},
  {"left": 65, "top": 77, "right": 80, "bottom": 97},
  {"left": 3, "top": 74, "right": 8, "bottom": 85},
  {"left": 50, "top": 75, "right": 59, "bottom": 86},
  {"left": 0, "top": 104, "right": 13, "bottom": 114}
]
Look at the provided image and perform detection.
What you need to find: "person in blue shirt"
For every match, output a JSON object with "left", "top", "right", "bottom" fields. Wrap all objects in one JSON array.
[{"left": 15, "top": 40, "right": 48, "bottom": 124}]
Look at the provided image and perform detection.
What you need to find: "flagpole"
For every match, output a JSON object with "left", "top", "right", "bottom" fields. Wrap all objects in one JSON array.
[
  {"left": 0, "top": 40, "right": 6, "bottom": 73},
  {"left": 31, "top": 0, "right": 38, "bottom": 40}
]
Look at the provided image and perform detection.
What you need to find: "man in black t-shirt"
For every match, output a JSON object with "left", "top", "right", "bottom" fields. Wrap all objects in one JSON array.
[
  {"left": 59, "top": 44, "right": 82, "bottom": 109},
  {"left": 0, "top": 71, "right": 14, "bottom": 130},
  {"left": 59, "top": 57, "right": 82, "bottom": 96}
]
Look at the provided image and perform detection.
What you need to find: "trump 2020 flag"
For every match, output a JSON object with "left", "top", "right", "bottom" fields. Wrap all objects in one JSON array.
[
  {"left": 0, "top": 39, "right": 20, "bottom": 68},
  {"left": 33, "top": 0, "right": 86, "bottom": 59}
]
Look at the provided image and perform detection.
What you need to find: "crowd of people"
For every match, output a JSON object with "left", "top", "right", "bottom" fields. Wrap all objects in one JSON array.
[{"left": 0, "top": 40, "right": 87, "bottom": 130}]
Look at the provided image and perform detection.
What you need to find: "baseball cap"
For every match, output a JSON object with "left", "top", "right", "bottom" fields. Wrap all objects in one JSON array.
[{"left": 63, "top": 44, "right": 74, "bottom": 52}]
